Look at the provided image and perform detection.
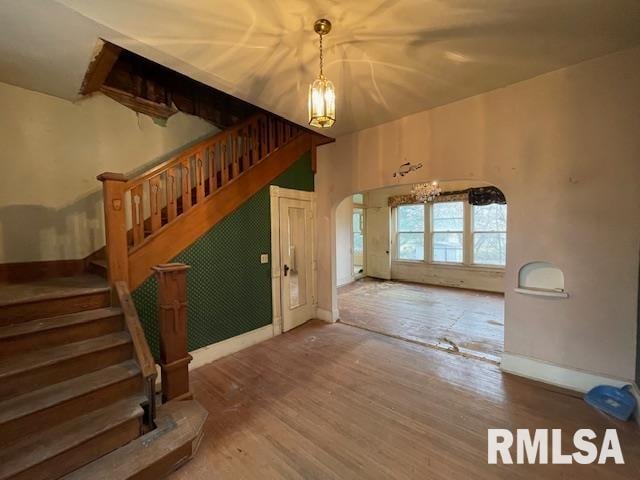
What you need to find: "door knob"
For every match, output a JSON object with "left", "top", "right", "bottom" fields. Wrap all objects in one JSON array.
[{"left": 283, "top": 264, "right": 290, "bottom": 276}]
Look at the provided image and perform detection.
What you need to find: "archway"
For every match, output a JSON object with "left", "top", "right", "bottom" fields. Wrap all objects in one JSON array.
[{"left": 333, "top": 180, "right": 508, "bottom": 362}]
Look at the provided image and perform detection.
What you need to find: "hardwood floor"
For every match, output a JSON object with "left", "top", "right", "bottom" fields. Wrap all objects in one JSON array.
[
  {"left": 170, "top": 321, "right": 639, "bottom": 480},
  {"left": 338, "top": 278, "right": 504, "bottom": 361}
]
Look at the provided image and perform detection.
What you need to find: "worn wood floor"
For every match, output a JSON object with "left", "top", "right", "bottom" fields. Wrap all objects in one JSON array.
[
  {"left": 338, "top": 278, "right": 504, "bottom": 361},
  {"left": 170, "top": 321, "right": 639, "bottom": 480}
]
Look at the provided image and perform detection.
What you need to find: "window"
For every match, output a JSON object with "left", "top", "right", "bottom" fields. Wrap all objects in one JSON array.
[
  {"left": 431, "top": 202, "right": 464, "bottom": 263},
  {"left": 352, "top": 193, "right": 364, "bottom": 204},
  {"left": 352, "top": 207, "right": 365, "bottom": 276},
  {"left": 396, "top": 204, "right": 424, "bottom": 260},
  {"left": 472, "top": 204, "right": 507, "bottom": 266}
]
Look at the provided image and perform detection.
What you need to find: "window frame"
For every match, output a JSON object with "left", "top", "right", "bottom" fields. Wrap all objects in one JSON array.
[
  {"left": 391, "top": 200, "right": 506, "bottom": 271},
  {"left": 429, "top": 200, "right": 465, "bottom": 265},
  {"left": 395, "top": 203, "right": 426, "bottom": 262},
  {"left": 470, "top": 203, "right": 507, "bottom": 267}
]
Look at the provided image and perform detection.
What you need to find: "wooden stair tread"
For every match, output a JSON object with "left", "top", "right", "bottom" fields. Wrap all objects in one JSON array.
[
  {"left": 0, "top": 331, "right": 131, "bottom": 379},
  {"left": 0, "top": 307, "right": 122, "bottom": 339},
  {"left": 0, "top": 395, "right": 146, "bottom": 480},
  {"left": 0, "top": 275, "right": 108, "bottom": 307},
  {"left": 63, "top": 400, "right": 208, "bottom": 480},
  {"left": 0, "top": 360, "right": 140, "bottom": 425}
]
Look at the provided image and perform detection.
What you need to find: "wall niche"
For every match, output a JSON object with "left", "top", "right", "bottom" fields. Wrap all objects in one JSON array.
[{"left": 515, "top": 261, "right": 568, "bottom": 298}]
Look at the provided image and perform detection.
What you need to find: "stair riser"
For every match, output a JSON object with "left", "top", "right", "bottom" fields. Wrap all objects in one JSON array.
[
  {"left": 0, "top": 315, "right": 124, "bottom": 360},
  {"left": 0, "top": 375, "right": 142, "bottom": 445},
  {"left": 0, "top": 292, "right": 111, "bottom": 325},
  {"left": 0, "top": 342, "right": 133, "bottom": 401},
  {"left": 8, "top": 417, "right": 142, "bottom": 480}
]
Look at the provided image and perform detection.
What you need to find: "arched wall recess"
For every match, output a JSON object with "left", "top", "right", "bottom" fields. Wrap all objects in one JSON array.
[{"left": 515, "top": 261, "right": 568, "bottom": 298}]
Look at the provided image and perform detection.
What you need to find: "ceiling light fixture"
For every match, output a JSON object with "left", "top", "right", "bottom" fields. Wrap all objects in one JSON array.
[
  {"left": 412, "top": 181, "right": 442, "bottom": 202},
  {"left": 308, "top": 19, "right": 336, "bottom": 128}
]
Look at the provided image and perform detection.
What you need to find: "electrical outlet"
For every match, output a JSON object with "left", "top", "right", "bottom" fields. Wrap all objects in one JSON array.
[{"left": 260, "top": 254, "right": 269, "bottom": 264}]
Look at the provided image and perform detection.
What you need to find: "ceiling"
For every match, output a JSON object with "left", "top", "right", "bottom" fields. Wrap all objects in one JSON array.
[{"left": 1, "top": 1, "right": 639, "bottom": 136}]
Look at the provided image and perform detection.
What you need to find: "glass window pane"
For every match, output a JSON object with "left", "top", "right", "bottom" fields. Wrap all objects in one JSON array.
[
  {"left": 473, "top": 204, "right": 507, "bottom": 232},
  {"left": 432, "top": 202, "right": 464, "bottom": 232},
  {"left": 398, "top": 233, "right": 424, "bottom": 260},
  {"left": 352, "top": 193, "right": 364, "bottom": 204},
  {"left": 397, "top": 205, "right": 424, "bottom": 232},
  {"left": 473, "top": 232, "right": 506, "bottom": 265},
  {"left": 352, "top": 209, "right": 363, "bottom": 233},
  {"left": 432, "top": 232, "right": 463, "bottom": 263}
]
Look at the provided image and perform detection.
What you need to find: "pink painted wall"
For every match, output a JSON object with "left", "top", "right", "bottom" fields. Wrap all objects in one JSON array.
[{"left": 315, "top": 46, "right": 640, "bottom": 381}]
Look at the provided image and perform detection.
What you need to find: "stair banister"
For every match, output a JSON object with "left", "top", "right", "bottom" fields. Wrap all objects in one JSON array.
[{"left": 115, "top": 281, "right": 157, "bottom": 422}]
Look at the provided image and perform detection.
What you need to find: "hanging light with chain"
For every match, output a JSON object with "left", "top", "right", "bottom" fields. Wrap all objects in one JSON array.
[{"left": 308, "top": 19, "right": 336, "bottom": 128}]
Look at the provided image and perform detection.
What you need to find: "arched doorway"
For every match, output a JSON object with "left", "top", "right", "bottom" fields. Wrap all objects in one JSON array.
[{"left": 334, "top": 180, "right": 507, "bottom": 362}]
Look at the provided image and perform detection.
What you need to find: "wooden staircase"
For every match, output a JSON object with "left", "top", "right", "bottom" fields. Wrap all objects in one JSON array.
[
  {"left": 0, "top": 112, "right": 324, "bottom": 479},
  {"left": 0, "top": 277, "right": 206, "bottom": 479}
]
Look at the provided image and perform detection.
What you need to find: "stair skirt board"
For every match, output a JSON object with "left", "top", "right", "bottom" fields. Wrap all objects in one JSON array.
[{"left": 501, "top": 353, "right": 640, "bottom": 426}]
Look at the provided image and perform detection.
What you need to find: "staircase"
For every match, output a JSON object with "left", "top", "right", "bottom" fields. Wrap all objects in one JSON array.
[
  {"left": 98, "top": 112, "right": 317, "bottom": 289},
  {"left": 0, "top": 112, "right": 322, "bottom": 479}
]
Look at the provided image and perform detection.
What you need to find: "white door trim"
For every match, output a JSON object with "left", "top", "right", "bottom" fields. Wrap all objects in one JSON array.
[{"left": 270, "top": 186, "right": 317, "bottom": 336}]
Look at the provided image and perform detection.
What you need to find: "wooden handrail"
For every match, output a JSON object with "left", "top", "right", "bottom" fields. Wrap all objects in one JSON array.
[
  {"left": 114, "top": 113, "right": 303, "bottom": 254},
  {"left": 115, "top": 280, "right": 157, "bottom": 420},
  {"left": 98, "top": 112, "right": 314, "bottom": 291},
  {"left": 124, "top": 112, "right": 268, "bottom": 188}
]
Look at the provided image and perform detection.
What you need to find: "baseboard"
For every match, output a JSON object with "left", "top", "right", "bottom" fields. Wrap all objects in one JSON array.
[
  {"left": 501, "top": 353, "right": 633, "bottom": 394},
  {"left": 189, "top": 325, "right": 274, "bottom": 371},
  {"left": 316, "top": 307, "right": 339, "bottom": 323}
]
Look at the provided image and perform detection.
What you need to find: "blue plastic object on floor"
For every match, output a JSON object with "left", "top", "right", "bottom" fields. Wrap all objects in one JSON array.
[{"left": 584, "top": 384, "right": 637, "bottom": 421}]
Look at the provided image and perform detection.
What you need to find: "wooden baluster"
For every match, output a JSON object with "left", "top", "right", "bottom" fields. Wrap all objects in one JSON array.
[
  {"left": 221, "top": 141, "right": 229, "bottom": 186},
  {"left": 167, "top": 166, "right": 178, "bottom": 222},
  {"left": 97, "top": 173, "right": 129, "bottom": 293},
  {"left": 181, "top": 160, "right": 192, "bottom": 213},
  {"left": 232, "top": 135, "right": 240, "bottom": 179},
  {"left": 241, "top": 129, "right": 249, "bottom": 172},
  {"left": 208, "top": 144, "right": 217, "bottom": 194},
  {"left": 195, "top": 150, "right": 205, "bottom": 204},
  {"left": 251, "top": 123, "right": 259, "bottom": 166},
  {"left": 131, "top": 183, "right": 144, "bottom": 246},
  {"left": 269, "top": 117, "right": 275, "bottom": 152},
  {"left": 152, "top": 263, "right": 193, "bottom": 402},
  {"left": 149, "top": 175, "right": 162, "bottom": 232}
]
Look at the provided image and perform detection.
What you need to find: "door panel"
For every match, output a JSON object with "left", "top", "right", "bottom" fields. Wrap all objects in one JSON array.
[
  {"left": 366, "top": 206, "right": 391, "bottom": 279},
  {"left": 280, "top": 198, "right": 313, "bottom": 332}
]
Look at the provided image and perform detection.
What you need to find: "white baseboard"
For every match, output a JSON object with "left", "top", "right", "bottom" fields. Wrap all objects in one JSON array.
[
  {"left": 189, "top": 325, "right": 274, "bottom": 371},
  {"left": 316, "top": 307, "right": 339, "bottom": 323},
  {"left": 502, "top": 353, "right": 640, "bottom": 426},
  {"left": 501, "top": 353, "right": 633, "bottom": 393}
]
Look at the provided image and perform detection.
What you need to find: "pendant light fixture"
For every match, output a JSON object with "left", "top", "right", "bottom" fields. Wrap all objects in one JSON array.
[{"left": 308, "top": 18, "right": 336, "bottom": 128}]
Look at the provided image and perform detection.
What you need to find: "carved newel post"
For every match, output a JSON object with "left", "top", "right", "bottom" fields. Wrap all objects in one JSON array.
[{"left": 152, "top": 263, "right": 193, "bottom": 402}]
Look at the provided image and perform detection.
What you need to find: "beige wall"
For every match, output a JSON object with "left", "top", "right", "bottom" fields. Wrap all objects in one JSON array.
[
  {"left": 316, "top": 47, "right": 640, "bottom": 381},
  {"left": 0, "top": 81, "right": 217, "bottom": 263}
]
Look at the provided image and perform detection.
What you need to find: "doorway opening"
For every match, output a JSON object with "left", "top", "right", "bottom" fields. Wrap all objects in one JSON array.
[
  {"left": 336, "top": 181, "right": 507, "bottom": 363},
  {"left": 352, "top": 193, "right": 366, "bottom": 279}
]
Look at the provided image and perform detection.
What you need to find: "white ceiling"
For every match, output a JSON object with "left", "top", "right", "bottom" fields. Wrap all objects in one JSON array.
[{"left": 1, "top": 0, "right": 639, "bottom": 136}]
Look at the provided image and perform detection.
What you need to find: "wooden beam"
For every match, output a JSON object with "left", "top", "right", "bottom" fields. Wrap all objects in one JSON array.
[{"left": 80, "top": 41, "right": 122, "bottom": 95}]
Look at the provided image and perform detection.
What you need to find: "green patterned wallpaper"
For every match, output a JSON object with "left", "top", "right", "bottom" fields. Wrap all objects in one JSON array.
[{"left": 132, "top": 151, "right": 313, "bottom": 357}]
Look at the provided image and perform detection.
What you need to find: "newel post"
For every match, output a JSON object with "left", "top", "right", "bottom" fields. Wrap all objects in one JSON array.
[
  {"left": 152, "top": 263, "right": 193, "bottom": 402},
  {"left": 97, "top": 173, "right": 129, "bottom": 292}
]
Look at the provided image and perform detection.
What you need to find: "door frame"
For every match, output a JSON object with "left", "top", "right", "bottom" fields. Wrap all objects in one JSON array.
[{"left": 270, "top": 186, "right": 317, "bottom": 336}]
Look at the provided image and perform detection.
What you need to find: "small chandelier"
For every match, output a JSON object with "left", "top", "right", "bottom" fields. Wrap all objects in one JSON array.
[
  {"left": 412, "top": 181, "right": 442, "bottom": 202},
  {"left": 308, "top": 19, "right": 336, "bottom": 128}
]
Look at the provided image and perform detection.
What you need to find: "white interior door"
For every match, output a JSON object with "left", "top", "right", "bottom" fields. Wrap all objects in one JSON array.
[
  {"left": 279, "top": 197, "right": 314, "bottom": 332},
  {"left": 366, "top": 206, "right": 391, "bottom": 279}
]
